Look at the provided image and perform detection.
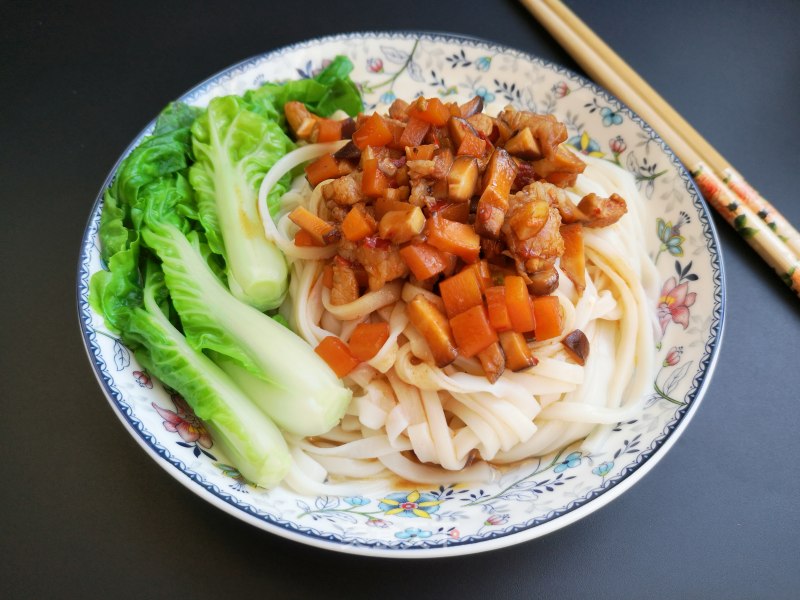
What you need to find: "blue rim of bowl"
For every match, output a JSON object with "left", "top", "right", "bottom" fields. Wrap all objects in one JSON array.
[{"left": 76, "top": 31, "right": 726, "bottom": 557}]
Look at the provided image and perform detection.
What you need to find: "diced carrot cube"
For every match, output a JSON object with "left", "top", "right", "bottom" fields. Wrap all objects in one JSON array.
[
  {"left": 362, "top": 157, "right": 390, "bottom": 198},
  {"left": 398, "top": 116, "right": 431, "bottom": 147},
  {"left": 341, "top": 204, "right": 377, "bottom": 242},
  {"left": 449, "top": 305, "right": 498, "bottom": 358},
  {"left": 352, "top": 113, "right": 393, "bottom": 149},
  {"left": 439, "top": 269, "right": 484, "bottom": 318},
  {"left": 504, "top": 275, "right": 536, "bottom": 333},
  {"left": 425, "top": 214, "right": 480, "bottom": 263},
  {"left": 408, "top": 97, "right": 451, "bottom": 127},
  {"left": 460, "top": 260, "right": 492, "bottom": 292},
  {"left": 348, "top": 322, "right": 391, "bottom": 362},
  {"left": 560, "top": 223, "right": 586, "bottom": 294},
  {"left": 305, "top": 154, "right": 343, "bottom": 187},
  {"left": 294, "top": 229, "right": 323, "bottom": 247},
  {"left": 315, "top": 336, "right": 360, "bottom": 377},
  {"left": 532, "top": 295, "right": 563, "bottom": 340},
  {"left": 399, "top": 243, "right": 448, "bottom": 281},
  {"left": 485, "top": 286, "right": 512, "bottom": 332},
  {"left": 385, "top": 119, "right": 406, "bottom": 150},
  {"left": 314, "top": 118, "right": 343, "bottom": 143}
]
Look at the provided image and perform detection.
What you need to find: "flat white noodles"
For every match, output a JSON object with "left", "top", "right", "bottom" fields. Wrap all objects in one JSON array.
[{"left": 258, "top": 145, "right": 656, "bottom": 494}]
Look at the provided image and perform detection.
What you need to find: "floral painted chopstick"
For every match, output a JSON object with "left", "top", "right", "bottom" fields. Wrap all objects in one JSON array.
[{"left": 521, "top": 0, "right": 800, "bottom": 295}]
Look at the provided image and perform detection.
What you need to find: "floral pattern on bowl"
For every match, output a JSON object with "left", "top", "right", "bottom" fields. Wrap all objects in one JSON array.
[{"left": 77, "top": 32, "right": 724, "bottom": 558}]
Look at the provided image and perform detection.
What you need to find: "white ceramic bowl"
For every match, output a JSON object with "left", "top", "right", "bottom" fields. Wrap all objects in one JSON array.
[{"left": 77, "top": 32, "right": 724, "bottom": 557}]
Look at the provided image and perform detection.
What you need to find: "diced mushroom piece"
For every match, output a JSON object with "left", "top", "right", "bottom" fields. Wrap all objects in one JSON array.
[
  {"left": 378, "top": 207, "right": 426, "bottom": 244},
  {"left": 504, "top": 127, "right": 543, "bottom": 160},
  {"left": 340, "top": 118, "right": 357, "bottom": 139},
  {"left": 512, "top": 160, "right": 537, "bottom": 192},
  {"left": 432, "top": 148, "right": 454, "bottom": 179},
  {"left": 430, "top": 200, "right": 470, "bottom": 223},
  {"left": 446, "top": 156, "right": 479, "bottom": 202},
  {"left": 284, "top": 101, "right": 317, "bottom": 139},
  {"left": 334, "top": 140, "right": 362, "bottom": 161},
  {"left": 295, "top": 119, "right": 316, "bottom": 139},
  {"left": 447, "top": 116, "right": 479, "bottom": 150},
  {"left": 288, "top": 207, "right": 336, "bottom": 245},
  {"left": 476, "top": 148, "right": 518, "bottom": 238},
  {"left": 481, "top": 237, "right": 506, "bottom": 265},
  {"left": 459, "top": 95, "right": 484, "bottom": 118},
  {"left": 576, "top": 193, "right": 628, "bottom": 228},
  {"left": 477, "top": 342, "right": 506, "bottom": 383},
  {"left": 425, "top": 214, "right": 481, "bottom": 263},
  {"left": 507, "top": 199, "right": 550, "bottom": 240},
  {"left": 406, "top": 295, "right": 459, "bottom": 367},
  {"left": 322, "top": 172, "right": 365, "bottom": 206},
  {"left": 526, "top": 267, "right": 559, "bottom": 296},
  {"left": 476, "top": 203, "right": 506, "bottom": 240},
  {"left": 330, "top": 261, "right": 360, "bottom": 305},
  {"left": 562, "top": 329, "right": 590, "bottom": 365},
  {"left": 499, "top": 331, "right": 537, "bottom": 371},
  {"left": 424, "top": 125, "right": 453, "bottom": 149}
]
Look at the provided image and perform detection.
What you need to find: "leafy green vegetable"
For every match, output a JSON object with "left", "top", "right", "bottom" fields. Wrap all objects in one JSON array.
[
  {"left": 128, "top": 261, "right": 291, "bottom": 487},
  {"left": 189, "top": 96, "right": 293, "bottom": 311},
  {"left": 141, "top": 215, "right": 352, "bottom": 436},
  {"left": 153, "top": 102, "right": 203, "bottom": 136},
  {"left": 217, "top": 357, "right": 351, "bottom": 437},
  {"left": 91, "top": 199, "right": 292, "bottom": 488},
  {"left": 244, "top": 56, "right": 362, "bottom": 126},
  {"left": 90, "top": 60, "right": 363, "bottom": 485}
]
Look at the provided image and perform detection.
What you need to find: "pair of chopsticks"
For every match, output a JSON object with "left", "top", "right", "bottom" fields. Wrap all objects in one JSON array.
[{"left": 521, "top": 0, "right": 800, "bottom": 297}]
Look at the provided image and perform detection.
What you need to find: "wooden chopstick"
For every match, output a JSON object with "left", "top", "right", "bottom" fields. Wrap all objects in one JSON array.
[
  {"left": 521, "top": 0, "right": 800, "bottom": 296},
  {"left": 539, "top": 0, "right": 800, "bottom": 260}
]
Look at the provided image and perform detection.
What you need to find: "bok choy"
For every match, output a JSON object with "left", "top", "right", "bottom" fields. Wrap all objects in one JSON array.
[
  {"left": 189, "top": 56, "right": 362, "bottom": 311},
  {"left": 90, "top": 60, "right": 362, "bottom": 487}
]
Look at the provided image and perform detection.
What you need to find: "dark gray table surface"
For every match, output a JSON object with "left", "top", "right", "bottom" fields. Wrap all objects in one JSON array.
[{"left": 3, "top": 1, "right": 799, "bottom": 598}]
